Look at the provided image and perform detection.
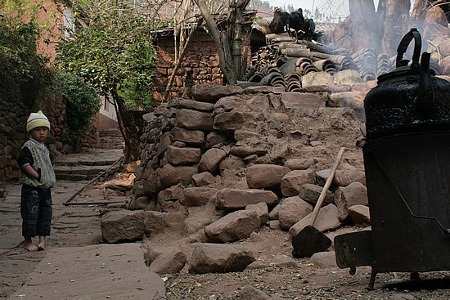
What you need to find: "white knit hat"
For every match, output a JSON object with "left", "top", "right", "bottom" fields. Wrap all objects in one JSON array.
[{"left": 26, "top": 110, "right": 51, "bottom": 132}]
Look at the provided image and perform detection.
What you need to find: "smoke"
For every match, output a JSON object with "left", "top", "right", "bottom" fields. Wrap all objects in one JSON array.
[{"left": 329, "top": 0, "right": 450, "bottom": 76}]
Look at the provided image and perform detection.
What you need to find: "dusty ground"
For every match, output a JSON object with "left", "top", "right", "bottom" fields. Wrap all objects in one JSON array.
[
  {"left": 159, "top": 226, "right": 450, "bottom": 300},
  {"left": 1, "top": 175, "right": 450, "bottom": 299}
]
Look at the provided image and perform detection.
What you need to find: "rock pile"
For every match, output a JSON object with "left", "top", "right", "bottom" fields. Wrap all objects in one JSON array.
[{"left": 101, "top": 82, "right": 374, "bottom": 275}]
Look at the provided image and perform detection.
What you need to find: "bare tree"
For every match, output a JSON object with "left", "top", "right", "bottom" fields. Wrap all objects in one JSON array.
[
  {"left": 193, "top": 0, "right": 251, "bottom": 84},
  {"left": 164, "top": 0, "right": 204, "bottom": 102}
]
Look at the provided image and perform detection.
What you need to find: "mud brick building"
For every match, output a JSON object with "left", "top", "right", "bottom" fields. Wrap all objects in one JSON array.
[{"left": 151, "top": 11, "right": 264, "bottom": 103}]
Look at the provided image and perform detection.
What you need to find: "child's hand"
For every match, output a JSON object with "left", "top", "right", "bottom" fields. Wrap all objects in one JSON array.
[{"left": 36, "top": 168, "right": 42, "bottom": 181}]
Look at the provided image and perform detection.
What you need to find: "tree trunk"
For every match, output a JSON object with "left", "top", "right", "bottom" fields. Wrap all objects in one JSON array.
[
  {"left": 378, "top": 0, "right": 411, "bottom": 56},
  {"left": 193, "top": 0, "right": 250, "bottom": 84},
  {"left": 230, "top": 0, "right": 250, "bottom": 81},
  {"left": 193, "top": 0, "right": 237, "bottom": 84},
  {"left": 349, "top": 0, "right": 380, "bottom": 51},
  {"left": 111, "top": 90, "right": 142, "bottom": 163}
]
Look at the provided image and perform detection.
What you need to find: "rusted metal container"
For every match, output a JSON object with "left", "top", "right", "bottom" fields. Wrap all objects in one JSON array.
[{"left": 335, "top": 28, "right": 450, "bottom": 288}]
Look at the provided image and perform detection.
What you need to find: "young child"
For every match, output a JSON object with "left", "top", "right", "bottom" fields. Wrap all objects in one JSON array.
[{"left": 17, "top": 111, "right": 56, "bottom": 251}]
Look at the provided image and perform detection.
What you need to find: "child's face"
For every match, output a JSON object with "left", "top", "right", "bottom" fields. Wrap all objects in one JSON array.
[{"left": 30, "top": 127, "right": 49, "bottom": 143}]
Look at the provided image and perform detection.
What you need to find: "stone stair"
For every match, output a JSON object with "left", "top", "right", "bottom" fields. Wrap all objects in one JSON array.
[
  {"left": 53, "top": 149, "right": 123, "bottom": 181},
  {"left": 97, "top": 129, "right": 124, "bottom": 149}
]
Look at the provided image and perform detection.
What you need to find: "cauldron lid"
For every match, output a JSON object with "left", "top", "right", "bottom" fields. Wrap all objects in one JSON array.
[
  {"left": 377, "top": 28, "right": 435, "bottom": 84},
  {"left": 377, "top": 65, "right": 435, "bottom": 83}
]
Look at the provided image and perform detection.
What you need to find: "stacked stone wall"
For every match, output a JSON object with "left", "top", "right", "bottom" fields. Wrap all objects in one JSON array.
[
  {"left": 131, "top": 82, "right": 371, "bottom": 211},
  {"left": 0, "top": 94, "right": 98, "bottom": 182}
]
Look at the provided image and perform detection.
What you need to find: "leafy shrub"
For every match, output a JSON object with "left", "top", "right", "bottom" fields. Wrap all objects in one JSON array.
[{"left": 56, "top": 71, "right": 100, "bottom": 133}]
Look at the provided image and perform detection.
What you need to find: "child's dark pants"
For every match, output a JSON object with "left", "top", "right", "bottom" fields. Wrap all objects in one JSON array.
[{"left": 21, "top": 185, "right": 52, "bottom": 237}]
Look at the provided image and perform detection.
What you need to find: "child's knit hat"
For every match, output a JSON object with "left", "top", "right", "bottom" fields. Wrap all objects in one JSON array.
[{"left": 26, "top": 110, "right": 51, "bottom": 132}]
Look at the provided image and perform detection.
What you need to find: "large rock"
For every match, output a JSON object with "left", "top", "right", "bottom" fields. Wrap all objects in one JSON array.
[
  {"left": 179, "top": 187, "right": 218, "bottom": 207},
  {"left": 298, "top": 183, "right": 334, "bottom": 205},
  {"left": 157, "top": 184, "right": 184, "bottom": 206},
  {"left": 280, "top": 169, "right": 316, "bottom": 197},
  {"left": 171, "top": 127, "right": 205, "bottom": 145},
  {"left": 281, "top": 92, "right": 325, "bottom": 109},
  {"left": 334, "top": 169, "right": 366, "bottom": 187},
  {"left": 205, "top": 209, "right": 261, "bottom": 242},
  {"left": 315, "top": 169, "right": 366, "bottom": 187},
  {"left": 159, "top": 164, "right": 197, "bottom": 188},
  {"left": 214, "top": 110, "right": 256, "bottom": 131},
  {"left": 327, "top": 91, "right": 366, "bottom": 109},
  {"left": 245, "top": 202, "right": 269, "bottom": 225},
  {"left": 311, "top": 251, "right": 338, "bottom": 268},
  {"left": 301, "top": 71, "right": 335, "bottom": 87},
  {"left": 198, "top": 148, "right": 227, "bottom": 173},
  {"left": 215, "top": 188, "right": 278, "bottom": 210},
  {"left": 101, "top": 210, "right": 144, "bottom": 243},
  {"left": 192, "top": 171, "right": 218, "bottom": 187},
  {"left": 284, "top": 158, "right": 315, "bottom": 170},
  {"left": 237, "top": 286, "right": 276, "bottom": 300},
  {"left": 334, "top": 182, "right": 368, "bottom": 221},
  {"left": 333, "top": 70, "right": 363, "bottom": 85},
  {"left": 246, "top": 164, "right": 291, "bottom": 189},
  {"left": 143, "top": 211, "right": 187, "bottom": 238},
  {"left": 206, "top": 131, "right": 228, "bottom": 148},
  {"left": 289, "top": 204, "right": 341, "bottom": 237},
  {"left": 188, "top": 243, "right": 255, "bottom": 274},
  {"left": 175, "top": 109, "right": 214, "bottom": 131},
  {"left": 278, "top": 196, "right": 313, "bottom": 230},
  {"left": 192, "top": 84, "right": 244, "bottom": 103},
  {"left": 166, "top": 146, "right": 201, "bottom": 166},
  {"left": 348, "top": 204, "right": 371, "bottom": 225},
  {"left": 170, "top": 98, "right": 214, "bottom": 111},
  {"left": 149, "top": 248, "right": 187, "bottom": 275},
  {"left": 184, "top": 202, "right": 222, "bottom": 235},
  {"left": 230, "top": 138, "right": 268, "bottom": 157},
  {"left": 214, "top": 95, "right": 242, "bottom": 111}
]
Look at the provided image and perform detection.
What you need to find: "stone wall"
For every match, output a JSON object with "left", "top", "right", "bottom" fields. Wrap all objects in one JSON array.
[
  {"left": 131, "top": 82, "right": 372, "bottom": 211},
  {"left": 0, "top": 94, "right": 98, "bottom": 182}
]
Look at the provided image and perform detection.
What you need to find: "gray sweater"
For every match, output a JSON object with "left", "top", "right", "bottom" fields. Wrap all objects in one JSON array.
[{"left": 18, "top": 139, "right": 56, "bottom": 189}]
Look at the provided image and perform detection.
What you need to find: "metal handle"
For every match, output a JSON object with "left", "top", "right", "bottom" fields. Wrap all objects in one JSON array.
[
  {"left": 416, "top": 52, "right": 436, "bottom": 119},
  {"left": 396, "top": 28, "right": 422, "bottom": 70}
]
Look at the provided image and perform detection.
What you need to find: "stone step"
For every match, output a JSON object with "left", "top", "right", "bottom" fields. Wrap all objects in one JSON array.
[
  {"left": 97, "top": 130, "right": 124, "bottom": 149},
  {"left": 99, "top": 129, "right": 121, "bottom": 136},
  {"left": 55, "top": 166, "right": 118, "bottom": 181},
  {"left": 53, "top": 149, "right": 123, "bottom": 181}
]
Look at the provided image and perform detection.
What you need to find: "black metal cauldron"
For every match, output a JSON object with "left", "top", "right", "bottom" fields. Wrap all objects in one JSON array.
[
  {"left": 334, "top": 28, "right": 450, "bottom": 289},
  {"left": 365, "top": 28, "right": 450, "bottom": 140}
]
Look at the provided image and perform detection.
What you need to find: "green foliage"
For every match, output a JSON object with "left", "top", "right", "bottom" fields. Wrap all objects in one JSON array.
[
  {"left": 56, "top": 0, "right": 157, "bottom": 110},
  {"left": 56, "top": 71, "right": 100, "bottom": 133},
  {"left": 0, "top": 1, "right": 52, "bottom": 108}
]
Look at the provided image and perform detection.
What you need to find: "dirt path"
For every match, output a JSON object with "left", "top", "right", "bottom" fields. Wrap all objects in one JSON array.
[
  {"left": 1, "top": 162, "right": 449, "bottom": 299},
  {"left": 0, "top": 177, "right": 165, "bottom": 300}
]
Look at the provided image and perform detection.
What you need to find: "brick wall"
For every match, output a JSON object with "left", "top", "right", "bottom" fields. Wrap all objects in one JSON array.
[{"left": 153, "top": 31, "right": 225, "bottom": 103}]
